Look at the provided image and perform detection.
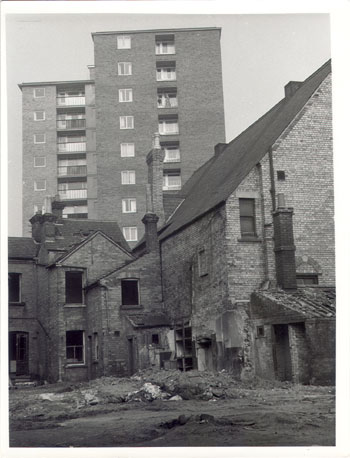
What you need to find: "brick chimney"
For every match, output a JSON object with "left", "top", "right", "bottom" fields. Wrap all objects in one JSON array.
[
  {"left": 142, "top": 212, "right": 160, "bottom": 253},
  {"left": 52, "top": 195, "right": 65, "bottom": 220},
  {"left": 284, "top": 81, "right": 303, "bottom": 99},
  {"left": 273, "top": 193, "right": 297, "bottom": 290},
  {"left": 146, "top": 133, "right": 165, "bottom": 226},
  {"left": 30, "top": 196, "right": 59, "bottom": 243}
]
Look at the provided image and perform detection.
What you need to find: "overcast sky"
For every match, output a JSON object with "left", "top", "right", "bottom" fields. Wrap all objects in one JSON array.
[{"left": 5, "top": 12, "right": 331, "bottom": 236}]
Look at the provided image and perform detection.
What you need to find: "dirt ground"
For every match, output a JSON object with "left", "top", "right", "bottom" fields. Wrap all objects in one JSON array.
[{"left": 9, "top": 369, "right": 335, "bottom": 447}]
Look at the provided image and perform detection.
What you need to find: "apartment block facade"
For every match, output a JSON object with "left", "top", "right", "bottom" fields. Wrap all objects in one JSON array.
[{"left": 20, "top": 28, "right": 226, "bottom": 243}]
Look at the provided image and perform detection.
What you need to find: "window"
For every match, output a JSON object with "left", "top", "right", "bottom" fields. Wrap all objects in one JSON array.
[
  {"left": 256, "top": 326, "right": 265, "bottom": 337},
  {"left": 277, "top": 170, "right": 286, "bottom": 181},
  {"left": 118, "top": 62, "right": 132, "bottom": 76},
  {"left": 239, "top": 198, "right": 256, "bottom": 237},
  {"left": 163, "top": 145, "right": 180, "bottom": 163},
  {"left": 93, "top": 333, "right": 99, "bottom": 361},
  {"left": 157, "top": 90, "right": 178, "bottom": 108},
  {"left": 198, "top": 249, "right": 208, "bottom": 277},
  {"left": 62, "top": 206, "right": 88, "bottom": 218},
  {"left": 120, "top": 116, "right": 134, "bottom": 129},
  {"left": 121, "top": 279, "right": 139, "bottom": 305},
  {"left": 159, "top": 118, "right": 179, "bottom": 135},
  {"left": 152, "top": 334, "right": 160, "bottom": 345},
  {"left": 296, "top": 274, "right": 319, "bottom": 285},
  {"left": 34, "top": 87, "right": 45, "bottom": 98},
  {"left": 34, "top": 133, "right": 46, "bottom": 144},
  {"left": 66, "top": 331, "right": 84, "bottom": 364},
  {"left": 123, "top": 227, "right": 138, "bottom": 242},
  {"left": 121, "top": 170, "right": 136, "bottom": 185},
  {"left": 120, "top": 143, "right": 135, "bottom": 157},
  {"left": 163, "top": 171, "right": 181, "bottom": 190},
  {"left": 65, "top": 271, "right": 83, "bottom": 304},
  {"left": 34, "top": 111, "right": 45, "bottom": 121},
  {"left": 156, "top": 66, "right": 176, "bottom": 81},
  {"left": 34, "top": 156, "right": 46, "bottom": 167},
  {"left": 155, "top": 40, "right": 175, "bottom": 55},
  {"left": 34, "top": 180, "right": 46, "bottom": 191},
  {"left": 58, "top": 158, "right": 87, "bottom": 177},
  {"left": 122, "top": 198, "right": 137, "bottom": 213},
  {"left": 117, "top": 35, "right": 131, "bottom": 49},
  {"left": 8, "top": 273, "right": 21, "bottom": 303},
  {"left": 119, "top": 88, "right": 133, "bottom": 103}
]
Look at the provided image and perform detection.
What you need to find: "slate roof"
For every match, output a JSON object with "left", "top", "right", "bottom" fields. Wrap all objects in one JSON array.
[
  {"left": 8, "top": 237, "right": 38, "bottom": 259},
  {"left": 255, "top": 286, "right": 336, "bottom": 318},
  {"left": 159, "top": 60, "right": 331, "bottom": 241},
  {"left": 126, "top": 313, "right": 171, "bottom": 328},
  {"left": 50, "top": 218, "right": 130, "bottom": 253}
]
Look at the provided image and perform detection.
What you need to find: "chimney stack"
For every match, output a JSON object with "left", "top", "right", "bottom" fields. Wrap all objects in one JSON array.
[
  {"left": 146, "top": 133, "right": 165, "bottom": 226},
  {"left": 284, "top": 81, "right": 303, "bottom": 99},
  {"left": 273, "top": 193, "right": 297, "bottom": 291},
  {"left": 30, "top": 196, "right": 58, "bottom": 243},
  {"left": 214, "top": 142, "right": 227, "bottom": 156},
  {"left": 142, "top": 213, "right": 160, "bottom": 253},
  {"left": 52, "top": 195, "right": 65, "bottom": 220}
]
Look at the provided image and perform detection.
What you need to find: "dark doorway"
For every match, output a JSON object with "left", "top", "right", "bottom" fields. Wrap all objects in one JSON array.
[
  {"left": 128, "top": 337, "right": 136, "bottom": 375},
  {"left": 9, "top": 332, "right": 29, "bottom": 375},
  {"left": 272, "top": 324, "right": 292, "bottom": 381}
]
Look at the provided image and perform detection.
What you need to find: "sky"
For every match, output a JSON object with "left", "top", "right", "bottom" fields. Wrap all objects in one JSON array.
[{"left": 4, "top": 11, "right": 331, "bottom": 236}]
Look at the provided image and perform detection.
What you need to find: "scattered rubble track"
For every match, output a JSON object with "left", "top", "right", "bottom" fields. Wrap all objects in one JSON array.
[{"left": 9, "top": 370, "right": 335, "bottom": 447}]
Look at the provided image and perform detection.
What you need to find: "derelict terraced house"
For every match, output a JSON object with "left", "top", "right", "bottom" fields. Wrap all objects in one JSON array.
[
  {"left": 19, "top": 27, "right": 226, "bottom": 246},
  {"left": 9, "top": 60, "right": 335, "bottom": 385}
]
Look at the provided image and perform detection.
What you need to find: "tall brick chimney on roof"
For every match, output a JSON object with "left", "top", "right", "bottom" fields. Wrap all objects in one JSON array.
[
  {"left": 30, "top": 196, "right": 61, "bottom": 243},
  {"left": 146, "top": 133, "right": 165, "bottom": 226},
  {"left": 273, "top": 193, "right": 297, "bottom": 291}
]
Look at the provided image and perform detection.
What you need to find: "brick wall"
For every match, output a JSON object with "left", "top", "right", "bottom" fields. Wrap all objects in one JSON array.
[{"left": 306, "top": 319, "right": 335, "bottom": 385}]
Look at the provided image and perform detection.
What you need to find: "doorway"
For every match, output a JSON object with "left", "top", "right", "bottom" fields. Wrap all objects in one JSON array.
[
  {"left": 9, "top": 332, "right": 29, "bottom": 375},
  {"left": 272, "top": 324, "right": 292, "bottom": 381}
]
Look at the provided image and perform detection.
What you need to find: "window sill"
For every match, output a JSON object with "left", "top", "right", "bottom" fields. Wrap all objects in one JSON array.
[
  {"left": 238, "top": 236, "right": 262, "bottom": 243},
  {"left": 66, "top": 364, "right": 87, "bottom": 368},
  {"left": 121, "top": 304, "right": 143, "bottom": 310},
  {"left": 64, "top": 303, "right": 86, "bottom": 308},
  {"left": 9, "top": 302, "right": 26, "bottom": 306}
]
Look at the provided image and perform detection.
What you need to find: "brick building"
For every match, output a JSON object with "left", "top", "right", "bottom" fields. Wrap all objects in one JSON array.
[
  {"left": 9, "top": 60, "right": 335, "bottom": 385},
  {"left": 19, "top": 27, "right": 226, "bottom": 245}
]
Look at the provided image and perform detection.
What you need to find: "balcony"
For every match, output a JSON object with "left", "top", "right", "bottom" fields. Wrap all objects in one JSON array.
[
  {"left": 58, "top": 165, "right": 87, "bottom": 177},
  {"left": 58, "top": 142, "right": 86, "bottom": 153},
  {"left": 57, "top": 119, "right": 86, "bottom": 129},
  {"left": 58, "top": 189, "right": 87, "bottom": 200},
  {"left": 57, "top": 96, "right": 85, "bottom": 106},
  {"left": 157, "top": 95, "right": 178, "bottom": 109}
]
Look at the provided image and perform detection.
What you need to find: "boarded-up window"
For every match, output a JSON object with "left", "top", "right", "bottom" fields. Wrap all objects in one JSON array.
[
  {"left": 121, "top": 279, "right": 139, "bottom": 306},
  {"left": 65, "top": 271, "right": 83, "bottom": 304}
]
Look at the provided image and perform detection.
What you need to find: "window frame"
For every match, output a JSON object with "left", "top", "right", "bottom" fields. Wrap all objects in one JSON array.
[
  {"left": 117, "top": 35, "right": 131, "bottom": 49},
  {"left": 163, "top": 170, "right": 181, "bottom": 190},
  {"left": 155, "top": 41, "right": 175, "bottom": 55},
  {"left": 33, "top": 133, "right": 46, "bottom": 144},
  {"left": 121, "top": 170, "right": 136, "bottom": 185},
  {"left": 156, "top": 67, "right": 176, "bottom": 81},
  {"left": 158, "top": 119, "right": 179, "bottom": 135},
  {"left": 118, "top": 62, "right": 132, "bottom": 76},
  {"left": 34, "top": 110, "right": 45, "bottom": 121},
  {"left": 122, "top": 198, "right": 137, "bottom": 213},
  {"left": 163, "top": 146, "right": 180, "bottom": 163},
  {"left": 65, "top": 271, "right": 84, "bottom": 305},
  {"left": 296, "top": 274, "right": 319, "bottom": 285},
  {"left": 123, "top": 226, "right": 138, "bottom": 242},
  {"left": 121, "top": 278, "right": 140, "bottom": 306},
  {"left": 33, "top": 87, "right": 45, "bottom": 98},
  {"left": 66, "top": 330, "right": 85, "bottom": 366},
  {"left": 239, "top": 198, "right": 257, "bottom": 238},
  {"left": 119, "top": 115, "right": 134, "bottom": 130},
  {"left": 93, "top": 333, "right": 99, "bottom": 362},
  {"left": 198, "top": 248, "right": 208, "bottom": 277},
  {"left": 120, "top": 143, "right": 135, "bottom": 157},
  {"left": 118, "top": 88, "right": 133, "bottom": 103},
  {"left": 8, "top": 273, "right": 21, "bottom": 304},
  {"left": 34, "top": 156, "right": 46, "bottom": 168},
  {"left": 34, "top": 179, "right": 46, "bottom": 191}
]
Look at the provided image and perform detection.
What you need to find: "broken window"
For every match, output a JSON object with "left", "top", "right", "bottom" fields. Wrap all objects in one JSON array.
[
  {"left": 239, "top": 198, "right": 256, "bottom": 238},
  {"left": 152, "top": 334, "right": 160, "bottom": 345},
  {"left": 65, "top": 271, "right": 83, "bottom": 304},
  {"left": 121, "top": 279, "right": 140, "bottom": 306},
  {"left": 66, "top": 330, "right": 84, "bottom": 364},
  {"left": 8, "top": 273, "right": 21, "bottom": 303}
]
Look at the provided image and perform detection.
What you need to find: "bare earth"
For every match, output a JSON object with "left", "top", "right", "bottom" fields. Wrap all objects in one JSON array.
[{"left": 9, "top": 369, "right": 335, "bottom": 447}]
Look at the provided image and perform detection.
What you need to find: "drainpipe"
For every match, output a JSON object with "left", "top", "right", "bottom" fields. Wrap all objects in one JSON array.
[{"left": 257, "top": 163, "right": 269, "bottom": 281}]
